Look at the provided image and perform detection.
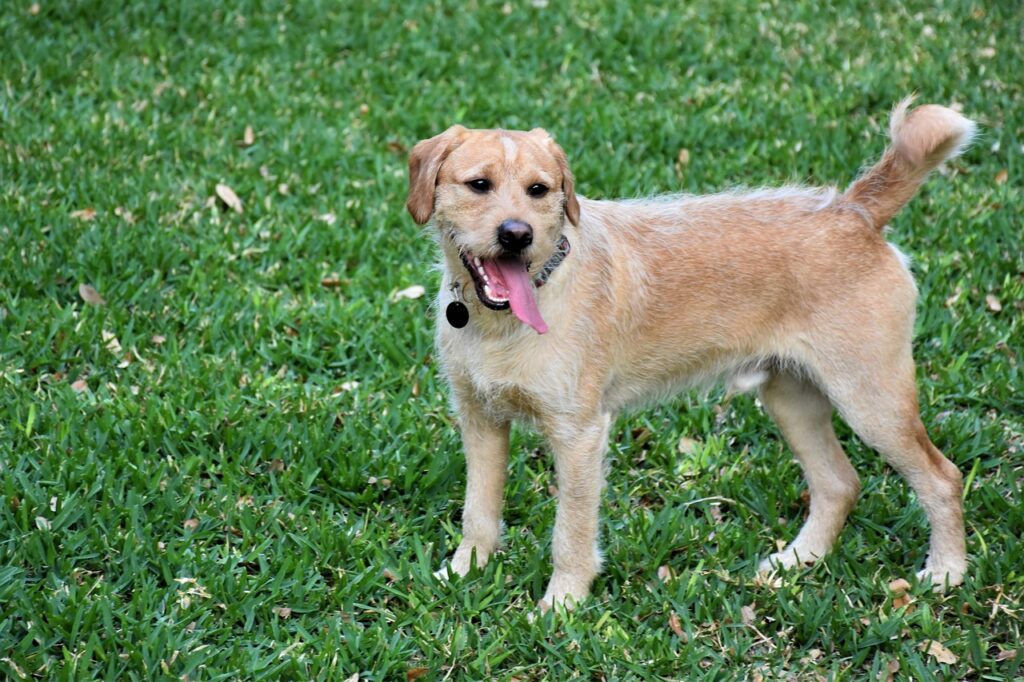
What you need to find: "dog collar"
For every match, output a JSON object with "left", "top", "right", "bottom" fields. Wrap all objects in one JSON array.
[{"left": 534, "top": 235, "right": 570, "bottom": 287}]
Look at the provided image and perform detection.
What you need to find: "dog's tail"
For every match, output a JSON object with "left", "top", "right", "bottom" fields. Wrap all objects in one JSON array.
[{"left": 842, "top": 97, "right": 975, "bottom": 231}]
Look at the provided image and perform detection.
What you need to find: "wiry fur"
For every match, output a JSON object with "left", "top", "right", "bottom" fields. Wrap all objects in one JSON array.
[{"left": 409, "top": 101, "right": 974, "bottom": 609}]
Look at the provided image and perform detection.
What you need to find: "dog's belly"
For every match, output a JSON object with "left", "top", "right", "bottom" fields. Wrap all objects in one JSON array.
[{"left": 602, "top": 353, "right": 771, "bottom": 412}]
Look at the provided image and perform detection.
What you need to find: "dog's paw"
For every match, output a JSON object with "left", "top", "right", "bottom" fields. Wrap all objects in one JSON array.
[
  {"left": 540, "top": 571, "right": 591, "bottom": 612},
  {"left": 434, "top": 544, "right": 490, "bottom": 581},
  {"left": 432, "top": 564, "right": 457, "bottom": 581},
  {"left": 916, "top": 557, "right": 966, "bottom": 592},
  {"left": 758, "top": 544, "right": 823, "bottom": 575}
]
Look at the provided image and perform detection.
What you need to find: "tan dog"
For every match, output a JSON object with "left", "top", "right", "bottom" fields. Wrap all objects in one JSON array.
[{"left": 407, "top": 98, "right": 974, "bottom": 609}]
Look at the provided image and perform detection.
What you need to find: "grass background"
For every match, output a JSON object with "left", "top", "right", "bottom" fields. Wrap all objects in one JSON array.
[{"left": 1, "top": 0, "right": 1022, "bottom": 679}]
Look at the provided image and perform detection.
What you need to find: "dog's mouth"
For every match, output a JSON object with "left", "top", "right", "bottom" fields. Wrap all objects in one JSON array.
[{"left": 459, "top": 252, "right": 548, "bottom": 335}]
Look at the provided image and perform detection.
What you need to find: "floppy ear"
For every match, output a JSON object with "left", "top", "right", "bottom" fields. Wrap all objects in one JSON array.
[
  {"left": 406, "top": 125, "right": 467, "bottom": 225},
  {"left": 530, "top": 128, "right": 580, "bottom": 227}
]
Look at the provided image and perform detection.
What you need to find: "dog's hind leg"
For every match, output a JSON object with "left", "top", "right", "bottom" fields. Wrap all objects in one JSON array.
[
  {"left": 758, "top": 371, "right": 861, "bottom": 574},
  {"left": 818, "top": 352, "right": 966, "bottom": 588}
]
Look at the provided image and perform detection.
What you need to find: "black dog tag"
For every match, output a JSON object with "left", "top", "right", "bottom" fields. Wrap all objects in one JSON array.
[{"left": 446, "top": 301, "right": 469, "bottom": 328}]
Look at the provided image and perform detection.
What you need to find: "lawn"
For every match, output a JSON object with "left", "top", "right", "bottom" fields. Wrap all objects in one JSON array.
[{"left": 1, "top": 0, "right": 1022, "bottom": 679}]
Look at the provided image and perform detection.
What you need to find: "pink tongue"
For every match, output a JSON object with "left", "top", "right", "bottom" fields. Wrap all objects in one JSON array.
[{"left": 492, "top": 258, "right": 548, "bottom": 334}]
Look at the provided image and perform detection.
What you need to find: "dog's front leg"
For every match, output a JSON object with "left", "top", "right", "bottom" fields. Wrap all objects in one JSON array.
[
  {"left": 438, "top": 400, "right": 510, "bottom": 578},
  {"left": 541, "top": 413, "right": 611, "bottom": 610}
]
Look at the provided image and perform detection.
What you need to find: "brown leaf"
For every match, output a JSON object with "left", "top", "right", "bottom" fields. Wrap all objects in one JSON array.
[
  {"left": 668, "top": 611, "right": 686, "bottom": 639},
  {"left": 995, "top": 169, "right": 1008, "bottom": 185},
  {"left": 880, "top": 658, "right": 900, "bottom": 682},
  {"left": 677, "top": 436, "right": 700, "bottom": 455},
  {"left": 151, "top": 334, "right": 166, "bottom": 345},
  {"left": 102, "top": 330, "right": 122, "bottom": 354},
  {"left": 71, "top": 378, "right": 88, "bottom": 392},
  {"left": 995, "top": 649, "right": 1018, "bottom": 662},
  {"left": 321, "top": 274, "right": 343, "bottom": 288},
  {"left": 892, "top": 594, "right": 911, "bottom": 608},
  {"left": 215, "top": 183, "right": 243, "bottom": 214},
  {"left": 183, "top": 518, "right": 199, "bottom": 532},
  {"left": 268, "top": 459, "right": 286, "bottom": 473},
  {"left": 986, "top": 294, "right": 1002, "bottom": 312},
  {"left": 944, "top": 288, "right": 962, "bottom": 308},
  {"left": 920, "top": 640, "right": 958, "bottom": 664},
  {"left": 406, "top": 668, "right": 429, "bottom": 682},
  {"left": 273, "top": 606, "right": 292, "bottom": 619},
  {"left": 29, "top": 3, "right": 40, "bottom": 15},
  {"left": 344, "top": 675, "right": 360, "bottom": 682},
  {"left": 70, "top": 207, "right": 96, "bottom": 221},
  {"left": 79, "top": 284, "right": 106, "bottom": 306},
  {"left": 381, "top": 568, "right": 399, "bottom": 582},
  {"left": 888, "top": 578, "right": 911, "bottom": 596},
  {"left": 391, "top": 285, "right": 426, "bottom": 302},
  {"left": 657, "top": 565, "right": 674, "bottom": 582},
  {"left": 677, "top": 148, "right": 691, "bottom": 166},
  {"left": 243, "top": 125, "right": 255, "bottom": 147},
  {"left": 114, "top": 206, "right": 136, "bottom": 224},
  {"left": 741, "top": 604, "right": 756, "bottom": 626}
]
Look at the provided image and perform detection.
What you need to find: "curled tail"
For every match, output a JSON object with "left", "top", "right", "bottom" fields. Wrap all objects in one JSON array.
[{"left": 842, "top": 97, "right": 975, "bottom": 231}]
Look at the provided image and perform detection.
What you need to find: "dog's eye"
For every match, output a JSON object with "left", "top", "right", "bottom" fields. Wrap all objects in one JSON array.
[
  {"left": 527, "top": 183, "right": 549, "bottom": 198},
  {"left": 466, "top": 178, "right": 491, "bottom": 193}
]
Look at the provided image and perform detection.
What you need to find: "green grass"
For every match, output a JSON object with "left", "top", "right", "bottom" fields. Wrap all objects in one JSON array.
[{"left": 1, "top": 0, "right": 1022, "bottom": 679}]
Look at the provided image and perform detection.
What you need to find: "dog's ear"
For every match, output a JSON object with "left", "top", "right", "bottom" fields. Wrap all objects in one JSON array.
[
  {"left": 406, "top": 125, "right": 467, "bottom": 225},
  {"left": 530, "top": 128, "right": 580, "bottom": 227}
]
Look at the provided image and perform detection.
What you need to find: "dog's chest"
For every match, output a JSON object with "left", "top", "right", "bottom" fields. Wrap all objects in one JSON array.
[{"left": 439, "top": 328, "right": 565, "bottom": 421}]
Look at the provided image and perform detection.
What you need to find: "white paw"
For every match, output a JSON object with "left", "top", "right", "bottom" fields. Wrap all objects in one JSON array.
[
  {"left": 916, "top": 558, "right": 966, "bottom": 592},
  {"left": 434, "top": 544, "right": 490, "bottom": 581},
  {"left": 758, "top": 545, "right": 824, "bottom": 574},
  {"left": 540, "top": 571, "right": 592, "bottom": 612}
]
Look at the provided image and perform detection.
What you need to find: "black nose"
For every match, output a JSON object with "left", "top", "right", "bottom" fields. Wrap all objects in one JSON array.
[{"left": 497, "top": 219, "right": 533, "bottom": 252}]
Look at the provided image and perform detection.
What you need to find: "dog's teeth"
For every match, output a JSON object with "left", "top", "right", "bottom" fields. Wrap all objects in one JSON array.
[
  {"left": 484, "top": 284, "right": 493, "bottom": 298},
  {"left": 473, "top": 257, "right": 481, "bottom": 266}
]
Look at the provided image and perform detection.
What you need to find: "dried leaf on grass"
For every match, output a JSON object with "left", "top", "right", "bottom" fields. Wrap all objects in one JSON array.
[
  {"left": 391, "top": 285, "right": 426, "bottom": 302},
  {"left": 273, "top": 606, "right": 292, "bottom": 619},
  {"left": 741, "top": 604, "right": 756, "bottom": 626},
  {"left": 888, "top": 578, "right": 911, "bottom": 595},
  {"left": 215, "top": 183, "right": 243, "bottom": 213},
  {"left": 986, "top": 294, "right": 1002, "bottom": 312},
  {"left": 668, "top": 611, "right": 686, "bottom": 640},
  {"left": 71, "top": 378, "right": 89, "bottom": 392},
  {"left": 102, "top": 330, "right": 122, "bottom": 354},
  {"left": 71, "top": 207, "right": 96, "bottom": 221},
  {"left": 79, "top": 284, "right": 106, "bottom": 305},
  {"left": 677, "top": 436, "right": 700, "bottom": 454},
  {"left": 406, "top": 667, "right": 429, "bottom": 682},
  {"left": 920, "top": 640, "right": 958, "bottom": 664}
]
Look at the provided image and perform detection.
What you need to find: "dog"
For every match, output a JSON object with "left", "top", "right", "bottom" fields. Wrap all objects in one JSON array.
[{"left": 406, "top": 98, "right": 974, "bottom": 609}]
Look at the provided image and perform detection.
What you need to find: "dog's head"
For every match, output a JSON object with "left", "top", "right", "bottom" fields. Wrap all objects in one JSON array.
[{"left": 406, "top": 126, "right": 579, "bottom": 334}]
